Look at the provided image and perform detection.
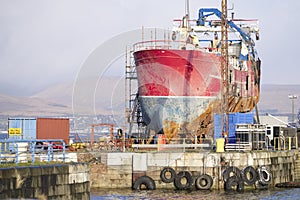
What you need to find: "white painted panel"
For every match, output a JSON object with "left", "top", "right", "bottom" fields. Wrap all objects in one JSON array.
[
  {"left": 107, "top": 153, "right": 134, "bottom": 166},
  {"left": 133, "top": 153, "right": 147, "bottom": 171}
]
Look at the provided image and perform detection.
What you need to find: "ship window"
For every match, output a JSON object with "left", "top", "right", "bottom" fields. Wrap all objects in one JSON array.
[{"left": 246, "top": 75, "right": 249, "bottom": 90}]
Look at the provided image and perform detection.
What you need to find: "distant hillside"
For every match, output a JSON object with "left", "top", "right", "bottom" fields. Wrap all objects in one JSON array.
[
  {"left": 32, "top": 76, "right": 125, "bottom": 116},
  {"left": 0, "top": 81, "right": 299, "bottom": 117},
  {"left": 0, "top": 77, "right": 126, "bottom": 116},
  {"left": 0, "top": 94, "right": 71, "bottom": 116},
  {"left": 31, "top": 82, "right": 72, "bottom": 106}
]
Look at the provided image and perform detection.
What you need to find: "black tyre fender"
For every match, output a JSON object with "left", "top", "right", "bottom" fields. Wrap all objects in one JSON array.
[
  {"left": 257, "top": 166, "right": 272, "bottom": 185},
  {"left": 241, "top": 166, "right": 258, "bottom": 185},
  {"left": 160, "top": 167, "right": 176, "bottom": 183},
  {"left": 225, "top": 176, "right": 244, "bottom": 192},
  {"left": 255, "top": 180, "right": 269, "bottom": 190},
  {"left": 236, "top": 179, "right": 245, "bottom": 192},
  {"left": 223, "top": 166, "right": 241, "bottom": 182},
  {"left": 132, "top": 176, "right": 156, "bottom": 190},
  {"left": 173, "top": 171, "right": 193, "bottom": 190},
  {"left": 195, "top": 174, "right": 213, "bottom": 190}
]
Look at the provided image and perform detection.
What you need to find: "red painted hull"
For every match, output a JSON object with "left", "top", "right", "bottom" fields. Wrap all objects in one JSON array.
[
  {"left": 134, "top": 49, "right": 260, "bottom": 140},
  {"left": 135, "top": 49, "right": 221, "bottom": 97}
]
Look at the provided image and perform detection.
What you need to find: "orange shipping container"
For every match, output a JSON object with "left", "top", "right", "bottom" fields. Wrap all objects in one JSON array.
[{"left": 36, "top": 118, "right": 70, "bottom": 144}]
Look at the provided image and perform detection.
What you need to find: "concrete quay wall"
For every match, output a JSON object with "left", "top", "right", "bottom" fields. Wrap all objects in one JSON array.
[
  {"left": 0, "top": 163, "right": 90, "bottom": 199},
  {"left": 89, "top": 151, "right": 297, "bottom": 189}
]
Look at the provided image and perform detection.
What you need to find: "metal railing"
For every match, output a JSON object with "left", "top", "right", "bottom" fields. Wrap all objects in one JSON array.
[
  {"left": 273, "top": 136, "right": 298, "bottom": 151},
  {"left": 86, "top": 136, "right": 213, "bottom": 152},
  {"left": 133, "top": 39, "right": 218, "bottom": 53},
  {"left": 136, "top": 137, "right": 212, "bottom": 151},
  {"left": 0, "top": 139, "right": 66, "bottom": 164},
  {"left": 225, "top": 138, "right": 252, "bottom": 151},
  {"left": 223, "top": 136, "right": 298, "bottom": 152}
]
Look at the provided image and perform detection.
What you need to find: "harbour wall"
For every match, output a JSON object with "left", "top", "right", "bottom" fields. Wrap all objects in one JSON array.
[
  {"left": 0, "top": 163, "right": 90, "bottom": 199},
  {"left": 88, "top": 150, "right": 298, "bottom": 189}
]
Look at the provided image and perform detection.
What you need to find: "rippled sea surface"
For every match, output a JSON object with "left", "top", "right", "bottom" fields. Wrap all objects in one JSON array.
[{"left": 90, "top": 188, "right": 300, "bottom": 200}]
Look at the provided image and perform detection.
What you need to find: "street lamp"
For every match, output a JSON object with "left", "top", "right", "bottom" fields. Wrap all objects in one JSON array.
[{"left": 288, "top": 95, "right": 297, "bottom": 123}]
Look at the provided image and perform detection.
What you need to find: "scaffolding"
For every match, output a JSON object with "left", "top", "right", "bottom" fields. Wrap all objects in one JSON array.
[{"left": 125, "top": 48, "right": 147, "bottom": 140}]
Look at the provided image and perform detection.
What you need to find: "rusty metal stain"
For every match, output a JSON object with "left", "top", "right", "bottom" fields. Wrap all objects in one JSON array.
[
  {"left": 163, "top": 120, "right": 180, "bottom": 142},
  {"left": 160, "top": 91, "right": 260, "bottom": 142}
]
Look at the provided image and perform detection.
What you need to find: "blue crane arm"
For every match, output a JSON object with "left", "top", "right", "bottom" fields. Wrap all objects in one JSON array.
[{"left": 197, "top": 8, "right": 251, "bottom": 43}]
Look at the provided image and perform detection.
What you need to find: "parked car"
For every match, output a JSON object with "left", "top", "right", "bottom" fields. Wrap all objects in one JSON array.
[{"left": 35, "top": 141, "right": 64, "bottom": 151}]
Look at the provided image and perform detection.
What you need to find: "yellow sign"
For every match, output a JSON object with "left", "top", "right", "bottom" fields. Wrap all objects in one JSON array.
[{"left": 9, "top": 128, "right": 22, "bottom": 135}]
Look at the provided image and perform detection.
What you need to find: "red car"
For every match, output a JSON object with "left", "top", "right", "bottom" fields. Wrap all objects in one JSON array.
[{"left": 36, "top": 141, "right": 64, "bottom": 150}]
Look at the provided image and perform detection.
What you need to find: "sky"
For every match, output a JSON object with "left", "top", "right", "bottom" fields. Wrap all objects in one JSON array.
[{"left": 1, "top": 0, "right": 300, "bottom": 96}]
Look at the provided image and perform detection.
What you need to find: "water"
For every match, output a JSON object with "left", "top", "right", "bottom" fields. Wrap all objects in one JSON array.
[{"left": 90, "top": 188, "right": 300, "bottom": 200}]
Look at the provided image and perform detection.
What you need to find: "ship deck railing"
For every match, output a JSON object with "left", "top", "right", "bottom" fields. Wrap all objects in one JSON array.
[
  {"left": 133, "top": 39, "right": 178, "bottom": 51},
  {"left": 133, "top": 39, "right": 219, "bottom": 53},
  {"left": 172, "top": 18, "right": 259, "bottom": 31},
  {"left": 0, "top": 139, "right": 68, "bottom": 164}
]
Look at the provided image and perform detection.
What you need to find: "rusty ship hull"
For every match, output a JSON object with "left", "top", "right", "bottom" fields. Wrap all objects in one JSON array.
[{"left": 133, "top": 8, "right": 261, "bottom": 141}]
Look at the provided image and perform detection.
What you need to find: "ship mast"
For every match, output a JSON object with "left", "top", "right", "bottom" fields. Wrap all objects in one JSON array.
[
  {"left": 221, "top": 0, "right": 229, "bottom": 137},
  {"left": 183, "top": 0, "right": 190, "bottom": 30},
  {"left": 185, "top": 0, "right": 190, "bottom": 18}
]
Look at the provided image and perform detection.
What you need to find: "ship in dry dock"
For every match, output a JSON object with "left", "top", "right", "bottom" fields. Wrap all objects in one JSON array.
[{"left": 132, "top": 7, "right": 261, "bottom": 142}]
